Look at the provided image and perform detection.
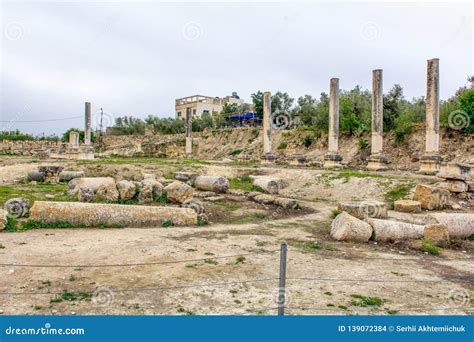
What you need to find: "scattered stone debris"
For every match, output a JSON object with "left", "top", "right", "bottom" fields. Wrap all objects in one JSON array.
[
  {"left": 366, "top": 218, "right": 424, "bottom": 242},
  {"left": 164, "top": 181, "right": 194, "bottom": 204},
  {"left": 96, "top": 183, "right": 120, "bottom": 203},
  {"left": 337, "top": 201, "right": 387, "bottom": 219},
  {"left": 0, "top": 209, "right": 8, "bottom": 231},
  {"left": 330, "top": 212, "right": 373, "bottom": 242},
  {"left": 77, "top": 186, "right": 94, "bottom": 203},
  {"left": 68, "top": 177, "right": 116, "bottom": 194},
  {"left": 194, "top": 176, "right": 229, "bottom": 193},
  {"left": 394, "top": 199, "right": 422, "bottom": 213},
  {"left": 116, "top": 180, "right": 137, "bottom": 201},
  {"left": 413, "top": 184, "right": 449, "bottom": 210},
  {"left": 38, "top": 166, "right": 64, "bottom": 184},
  {"left": 423, "top": 224, "right": 449, "bottom": 244},
  {"left": 173, "top": 172, "right": 197, "bottom": 184},
  {"left": 181, "top": 199, "right": 205, "bottom": 215},
  {"left": 249, "top": 176, "right": 281, "bottom": 194},
  {"left": 29, "top": 201, "right": 197, "bottom": 227},
  {"left": 425, "top": 213, "right": 474, "bottom": 239},
  {"left": 4, "top": 198, "right": 31, "bottom": 218}
]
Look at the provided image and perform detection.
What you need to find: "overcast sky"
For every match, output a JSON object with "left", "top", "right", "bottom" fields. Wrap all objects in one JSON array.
[{"left": 1, "top": 1, "right": 472, "bottom": 135}]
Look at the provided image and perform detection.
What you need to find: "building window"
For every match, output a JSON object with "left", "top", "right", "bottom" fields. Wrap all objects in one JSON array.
[
  {"left": 193, "top": 109, "right": 196, "bottom": 115},
  {"left": 177, "top": 112, "right": 182, "bottom": 118},
  {"left": 203, "top": 110, "right": 209, "bottom": 115}
]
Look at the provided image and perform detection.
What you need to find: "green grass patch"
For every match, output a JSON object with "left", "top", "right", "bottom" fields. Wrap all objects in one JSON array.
[
  {"left": 50, "top": 290, "right": 92, "bottom": 304},
  {"left": 235, "top": 256, "right": 246, "bottom": 264},
  {"left": 350, "top": 294, "right": 385, "bottom": 307},
  {"left": 197, "top": 216, "right": 208, "bottom": 226},
  {"left": 0, "top": 183, "right": 73, "bottom": 207},
  {"left": 384, "top": 183, "right": 413, "bottom": 208},
  {"left": 176, "top": 306, "right": 194, "bottom": 315},
  {"left": 420, "top": 238, "right": 441, "bottom": 255},
  {"left": 229, "top": 149, "right": 242, "bottom": 156},
  {"left": 277, "top": 142, "right": 287, "bottom": 150},
  {"left": 6, "top": 219, "right": 123, "bottom": 232},
  {"left": 162, "top": 219, "right": 175, "bottom": 228},
  {"left": 324, "top": 291, "right": 333, "bottom": 296},
  {"left": 330, "top": 209, "right": 341, "bottom": 219},
  {"left": 386, "top": 310, "right": 399, "bottom": 315},
  {"left": 303, "top": 241, "right": 321, "bottom": 251},
  {"left": 154, "top": 192, "right": 170, "bottom": 204},
  {"left": 229, "top": 176, "right": 264, "bottom": 192},
  {"left": 214, "top": 201, "right": 241, "bottom": 210}
]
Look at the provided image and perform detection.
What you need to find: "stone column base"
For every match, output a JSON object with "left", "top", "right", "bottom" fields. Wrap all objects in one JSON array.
[
  {"left": 323, "top": 152, "right": 343, "bottom": 168},
  {"left": 419, "top": 154, "right": 442, "bottom": 175},
  {"left": 185, "top": 137, "right": 193, "bottom": 156},
  {"left": 261, "top": 153, "right": 276, "bottom": 164},
  {"left": 289, "top": 154, "right": 307, "bottom": 166},
  {"left": 366, "top": 154, "right": 389, "bottom": 171}
]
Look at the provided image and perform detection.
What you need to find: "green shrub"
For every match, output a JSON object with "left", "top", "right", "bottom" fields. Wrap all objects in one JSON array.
[
  {"left": 277, "top": 142, "right": 287, "bottom": 150},
  {"left": 350, "top": 294, "right": 385, "bottom": 307},
  {"left": 357, "top": 137, "right": 369, "bottom": 150},
  {"left": 230, "top": 149, "right": 242, "bottom": 156},
  {"left": 162, "top": 219, "right": 175, "bottom": 228},
  {"left": 420, "top": 238, "right": 440, "bottom": 255},
  {"left": 302, "top": 135, "right": 314, "bottom": 147}
]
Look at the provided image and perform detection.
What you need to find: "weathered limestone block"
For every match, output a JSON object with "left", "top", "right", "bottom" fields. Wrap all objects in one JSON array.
[
  {"left": 337, "top": 201, "right": 388, "bottom": 219},
  {"left": 330, "top": 212, "right": 373, "bottom": 242},
  {"left": 193, "top": 191, "right": 218, "bottom": 198},
  {"left": 68, "top": 177, "right": 116, "bottom": 194},
  {"left": 366, "top": 219, "right": 424, "bottom": 242},
  {"left": 250, "top": 176, "right": 280, "bottom": 194},
  {"left": 467, "top": 181, "right": 474, "bottom": 192},
  {"left": 394, "top": 200, "right": 422, "bottom": 213},
  {"left": 4, "top": 198, "right": 31, "bottom": 218},
  {"left": 437, "top": 162, "right": 472, "bottom": 181},
  {"left": 59, "top": 171, "right": 85, "bottom": 182},
  {"left": 253, "top": 194, "right": 275, "bottom": 205},
  {"left": 181, "top": 199, "right": 205, "bottom": 215},
  {"left": 423, "top": 224, "right": 449, "bottom": 244},
  {"left": 164, "top": 181, "right": 194, "bottom": 204},
  {"left": 77, "top": 186, "right": 94, "bottom": 202},
  {"left": 38, "top": 166, "right": 64, "bottom": 184},
  {"left": 29, "top": 201, "right": 197, "bottom": 227},
  {"left": 425, "top": 213, "right": 474, "bottom": 239},
  {"left": 0, "top": 209, "right": 8, "bottom": 231},
  {"left": 27, "top": 170, "right": 44, "bottom": 182},
  {"left": 413, "top": 184, "right": 449, "bottom": 210},
  {"left": 137, "top": 179, "right": 164, "bottom": 203},
  {"left": 116, "top": 180, "right": 137, "bottom": 201},
  {"left": 437, "top": 180, "right": 468, "bottom": 193},
  {"left": 194, "top": 176, "right": 229, "bottom": 193},
  {"left": 96, "top": 183, "right": 120, "bottom": 203},
  {"left": 173, "top": 172, "right": 198, "bottom": 183},
  {"left": 273, "top": 197, "right": 300, "bottom": 210}
]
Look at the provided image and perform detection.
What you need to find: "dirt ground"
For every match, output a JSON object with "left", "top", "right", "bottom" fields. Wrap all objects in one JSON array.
[{"left": 0, "top": 157, "right": 472, "bottom": 316}]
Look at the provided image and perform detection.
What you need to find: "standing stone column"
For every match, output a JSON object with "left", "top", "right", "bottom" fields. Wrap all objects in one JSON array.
[
  {"left": 367, "top": 69, "right": 388, "bottom": 171},
  {"left": 262, "top": 91, "right": 275, "bottom": 163},
  {"left": 69, "top": 131, "right": 79, "bottom": 148},
  {"left": 84, "top": 102, "right": 92, "bottom": 145},
  {"left": 185, "top": 108, "right": 192, "bottom": 156},
  {"left": 323, "top": 78, "right": 342, "bottom": 168},
  {"left": 419, "top": 58, "right": 442, "bottom": 174}
]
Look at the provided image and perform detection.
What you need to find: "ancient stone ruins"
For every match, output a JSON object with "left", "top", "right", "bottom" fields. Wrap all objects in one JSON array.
[{"left": 0, "top": 57, "right": 472, "bottom": 316}]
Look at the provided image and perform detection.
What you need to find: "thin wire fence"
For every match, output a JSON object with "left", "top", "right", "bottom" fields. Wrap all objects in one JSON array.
[{"left": 0, "top": 245, "right": 472, "bottom": 315}]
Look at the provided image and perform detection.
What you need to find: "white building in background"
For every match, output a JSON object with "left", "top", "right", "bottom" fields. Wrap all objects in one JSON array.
[{"left": 175, "top": 92, "right": 245, "bottom": 119}]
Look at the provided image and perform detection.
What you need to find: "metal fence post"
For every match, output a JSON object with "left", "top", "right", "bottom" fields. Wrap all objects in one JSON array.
[{"left": 277, "top": 242, "right": 288, "bottom": 316}]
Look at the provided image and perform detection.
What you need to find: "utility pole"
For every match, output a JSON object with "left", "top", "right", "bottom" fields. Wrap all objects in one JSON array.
[{"left": 99, "top": 108, "right": 104, "bottom": 145}]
